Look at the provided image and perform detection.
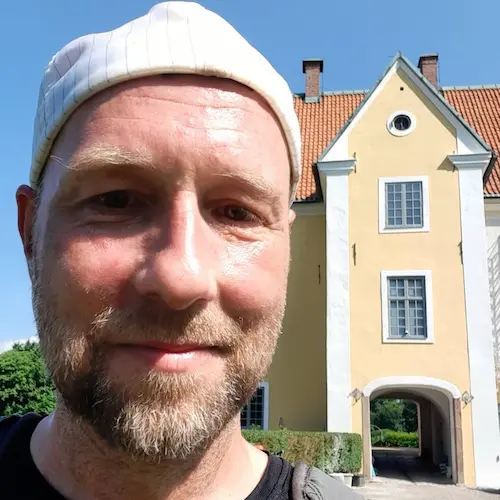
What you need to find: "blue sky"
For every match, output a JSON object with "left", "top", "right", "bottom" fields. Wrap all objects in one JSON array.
[{"left": 1, "top": 0, "right": 500, "bottom": 346}]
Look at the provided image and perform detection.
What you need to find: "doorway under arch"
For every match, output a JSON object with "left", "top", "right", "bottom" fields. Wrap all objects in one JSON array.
[{"left": 362, "top": 376, "right": 463, "bottom": 484}]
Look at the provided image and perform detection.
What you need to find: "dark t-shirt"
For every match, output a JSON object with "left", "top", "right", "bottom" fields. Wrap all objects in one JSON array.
[{"left": 0, "top": 414, "right": 293, "bottom": 500}]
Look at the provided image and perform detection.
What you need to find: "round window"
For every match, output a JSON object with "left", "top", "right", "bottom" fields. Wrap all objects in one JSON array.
[
  {"left": 393, "top": 114, "right": 411, "bottom": 131},
  {"left": 387, "top": 111, "right": 416, "bottom": 136}
]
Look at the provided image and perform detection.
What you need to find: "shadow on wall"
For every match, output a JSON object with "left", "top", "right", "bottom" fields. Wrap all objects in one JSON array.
[{"left": 487, "top": 237, "right": 500, "bottom": 391}]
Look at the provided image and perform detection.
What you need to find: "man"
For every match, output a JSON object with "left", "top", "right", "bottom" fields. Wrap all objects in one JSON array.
[{"left": 2, "top": 2, "right": 361, "bottom": 499}]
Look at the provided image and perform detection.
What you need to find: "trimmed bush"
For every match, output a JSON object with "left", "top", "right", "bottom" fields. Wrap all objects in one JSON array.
[
  {"left": 338, "top": 433, "right": 363, "bottom": 474},
  {"left": 242, "top": 429, "right": 362, "bottom": 474},
  {"left": 371, "top": 429, "right": 419, "bottom": 448},
  {"left": 241, "top": 429, "right": 289, "bottom": 455}
]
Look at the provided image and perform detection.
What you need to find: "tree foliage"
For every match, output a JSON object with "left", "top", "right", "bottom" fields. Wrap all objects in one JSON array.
[
  {"left": 402, "top": 399, "right": 418, "bottom": 432},
  {"left": 0, "top": 341, "right": 56, "bottom": 416},
  {"left": 371, "top": 398, "right": 418, "bottom": 433}
]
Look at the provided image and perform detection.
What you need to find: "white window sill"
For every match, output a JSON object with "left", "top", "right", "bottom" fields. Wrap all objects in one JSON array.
[
  {"left": 380, "top": 227, "right": 430, "bottom": 234},
  {"left": 383, "top": 337, "right": 434, "bottom": 344}
]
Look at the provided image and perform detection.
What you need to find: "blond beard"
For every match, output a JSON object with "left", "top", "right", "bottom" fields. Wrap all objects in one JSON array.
[{"left": 31, "top": 258, "right": 284, "bottom": 462}]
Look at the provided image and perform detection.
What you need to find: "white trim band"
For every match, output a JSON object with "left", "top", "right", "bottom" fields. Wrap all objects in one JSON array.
[
  {"left": 449, "top": 153, "right": 491, "bottom": 172},
  {"left": 318, "top": 159, "right": 355, "bottom": 432},
  {"left": 363, "top": 376, "right": 461, "bottom": 399},
  {"left": 455, "top": 155, "right": 500, "bottom": 488}
]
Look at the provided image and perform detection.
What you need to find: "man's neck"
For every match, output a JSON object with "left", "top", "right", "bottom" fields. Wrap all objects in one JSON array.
[{"left": 30, "top": 407, "right": 268, "bottom": 500}]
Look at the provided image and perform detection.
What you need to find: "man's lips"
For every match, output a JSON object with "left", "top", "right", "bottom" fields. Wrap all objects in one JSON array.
[
  {"left": 114, "top": 341, "right": 215, "bottom": 354},
  {"left": 108, "top": 342, "right": 222, "bottom": 373}
]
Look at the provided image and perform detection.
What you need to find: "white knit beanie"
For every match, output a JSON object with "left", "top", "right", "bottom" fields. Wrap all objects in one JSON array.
[{"left": 31, "top": 1, "right": 301, "bottom": 204}]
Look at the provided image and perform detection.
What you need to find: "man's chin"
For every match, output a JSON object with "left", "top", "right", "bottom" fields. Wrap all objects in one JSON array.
[{"left": 57, "top": 370, "right": 242, "bottom": 462}]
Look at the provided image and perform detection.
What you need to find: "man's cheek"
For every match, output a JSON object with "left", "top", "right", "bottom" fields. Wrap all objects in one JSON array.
[
  {"left": 220, "top": 243, "right": 289, "bottom": 314},
  {"left": 57, "top": 239, "right": 138, "bottom": 295}
]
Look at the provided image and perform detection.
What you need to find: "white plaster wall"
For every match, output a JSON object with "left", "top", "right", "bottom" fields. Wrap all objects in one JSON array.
[
  {"left": 325, "top": 173, "right": 352, "bottom": 432},
  {"left": 458, "top": 166, "right": 500, "bottom": 488},
  {"left": 486, "top": 216, "right": 500, "bottom": 388}
]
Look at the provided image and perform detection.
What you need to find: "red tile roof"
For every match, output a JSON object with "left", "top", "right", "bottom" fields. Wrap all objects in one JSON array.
[
  {"left": 293, "top": 93, "right": 364, "bottom": 201},
  {"left": 443, "top": 87, "right": 500, "bottom": 196},
  {"left": 294, "top": 86, "right": 500, "bottom": 201}
]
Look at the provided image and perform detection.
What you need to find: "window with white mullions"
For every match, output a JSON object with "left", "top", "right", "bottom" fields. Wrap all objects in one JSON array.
[
  {"left": 388, "top": 277, "right": 427, "bottom": 338},
  {"left": 386, "top": 181, "right": 423, "bottom": 228},
  {"left": 240, "top": 382, "right": 269, "bottom": 429},
  {"left": 378, "top": 176, "right": 429, "bottom": 234}
]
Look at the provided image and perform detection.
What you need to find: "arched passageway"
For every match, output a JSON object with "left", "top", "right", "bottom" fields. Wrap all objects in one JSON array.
[{"left": 362, "top": 377, "right": 463, "bottom": 484}]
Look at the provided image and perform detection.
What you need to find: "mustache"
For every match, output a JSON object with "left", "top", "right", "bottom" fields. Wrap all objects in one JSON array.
[{"left": 87, "top": 302, "right": 251, "bottom": 351}]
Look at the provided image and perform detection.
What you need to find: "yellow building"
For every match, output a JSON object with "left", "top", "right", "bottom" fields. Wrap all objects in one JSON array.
[{"left": 242, "top": 54, "right": 500, "bottom": 489}]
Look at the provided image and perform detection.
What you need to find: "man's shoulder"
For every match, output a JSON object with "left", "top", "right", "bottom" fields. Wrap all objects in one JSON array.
[
  {"left": 0, "top": 413, "right": 44, "bottom": 454},
  {"left": 292, "top": 462, "right": 363, "bottom": 500},
  {"left": 0, "top": 412, "right": 43, "bottom": 430}
]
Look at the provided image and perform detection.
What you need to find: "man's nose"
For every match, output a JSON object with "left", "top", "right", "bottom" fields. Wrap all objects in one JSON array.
[{"left": 133, "top": 192, "right": 218, "bottom": 310}]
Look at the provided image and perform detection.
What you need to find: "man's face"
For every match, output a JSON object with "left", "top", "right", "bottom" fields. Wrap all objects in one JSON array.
[{"left": 19, "top": 75, "right": 293, "bottom": 461}]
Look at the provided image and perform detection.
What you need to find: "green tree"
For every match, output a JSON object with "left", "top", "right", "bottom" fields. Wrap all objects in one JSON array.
[
  {"left": 370, "top": 398, "right": 404, "bottom": 431},
  {"left": 402, "top": 400, "right": 418, "bottom": 432},
  {"left": 371, "top": 398, "right": 419, "bottom": 433},
  {"left": 0, "top": 341, "right": 56, "bottom": 416}
]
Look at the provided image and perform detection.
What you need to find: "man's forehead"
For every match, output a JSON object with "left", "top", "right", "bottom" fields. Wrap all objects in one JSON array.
[
  {"left": 53, "top": 75, "right": 280, "bottom": 143},
  {"left": 98, "top": 74, "right": 263, "bottom": 106},
  {"left": 40, "top": 77, "right": 289, "bottom": 203}
]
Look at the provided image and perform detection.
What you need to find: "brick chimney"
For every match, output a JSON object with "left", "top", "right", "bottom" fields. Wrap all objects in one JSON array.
[
  {"left": 302, "top": 59, "right": 323, "bottom": 103},
  {"left": 418, "top": 54, "right": 439, "bottom": 88}
]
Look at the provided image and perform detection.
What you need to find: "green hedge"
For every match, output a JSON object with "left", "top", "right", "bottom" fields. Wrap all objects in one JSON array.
[
  {"left": 371, "top": 429, "right": 419, "bottom": 448},
  {"left": 242, "top": 430, "right": 362, "bottom": 474}
]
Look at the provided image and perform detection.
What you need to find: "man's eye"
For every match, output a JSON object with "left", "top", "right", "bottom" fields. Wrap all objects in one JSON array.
[
  {"left": 97, "top": 190, "right": 134, "bottom": 209},
  {"left": 222, "top": 206, "right": 256, "bottom": 222}
]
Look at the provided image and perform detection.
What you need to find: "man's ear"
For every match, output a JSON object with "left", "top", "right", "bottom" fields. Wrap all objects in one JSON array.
[{"left": 16, "top": 185, "right": 37, "bottom": 260}]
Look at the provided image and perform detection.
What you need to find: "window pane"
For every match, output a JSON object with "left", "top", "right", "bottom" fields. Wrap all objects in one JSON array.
[
  {"left": 240, "top": 406, "right": 248, "bottom": 427},
  {"left": 408, "top": 182, "right": 423, "bottom": 227},
  {"left": 387, "top": 276, "right": 428, "bottom": 339},
  {"left": 385, "top": 181, "right": 424, "bottom": 229},
  {"left": 389, "top": 299, "right": 406, "bottom": 336},
  {"left": 242, "top": 386, "right": 265, "bottom": 429}
]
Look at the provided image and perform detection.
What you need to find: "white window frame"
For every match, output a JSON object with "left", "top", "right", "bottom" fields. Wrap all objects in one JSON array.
[
  {"left": 240, "top": 381, "right": 269, "bottom": 430},
  {"left": 379, "top": 176, "right": 430, "bottom": 234},
  {"left": 381, "top": 270, "right": 434, "bottom": 344},
  {"left": 387, "top": 110, "right": 417, "bottom": 137}
]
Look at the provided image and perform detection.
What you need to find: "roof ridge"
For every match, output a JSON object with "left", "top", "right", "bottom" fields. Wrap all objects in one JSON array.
[
  {"left": 294, "top": 89, "right": 368, "bottom": 98},
  {"left": 293, "top": 84, "right": 500, "bottom": 98},
  {"left": 443, "top": 84, "right": 500, "bottom": 91}
]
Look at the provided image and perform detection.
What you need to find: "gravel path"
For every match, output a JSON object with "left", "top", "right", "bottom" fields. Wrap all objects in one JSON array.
[
  {"left": 359, "top": 477, "right": 500, "bottom": 499},
  {"left": 356, "top": 452, "right": 500, "bottom": 499}
]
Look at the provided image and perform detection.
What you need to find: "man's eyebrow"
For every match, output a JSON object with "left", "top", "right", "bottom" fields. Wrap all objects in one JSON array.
[
  {"left": 50, "top": 145, "right": 284, "bottom": 205},
  {"left": 49, "top": 146, "right": 156, "bottom": 200},
  {"left": 52, "top": 145, "right": 155, "bottom": 176},
  {"left": 210, "top": 171, "right": 282, "bottom": 205}
]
